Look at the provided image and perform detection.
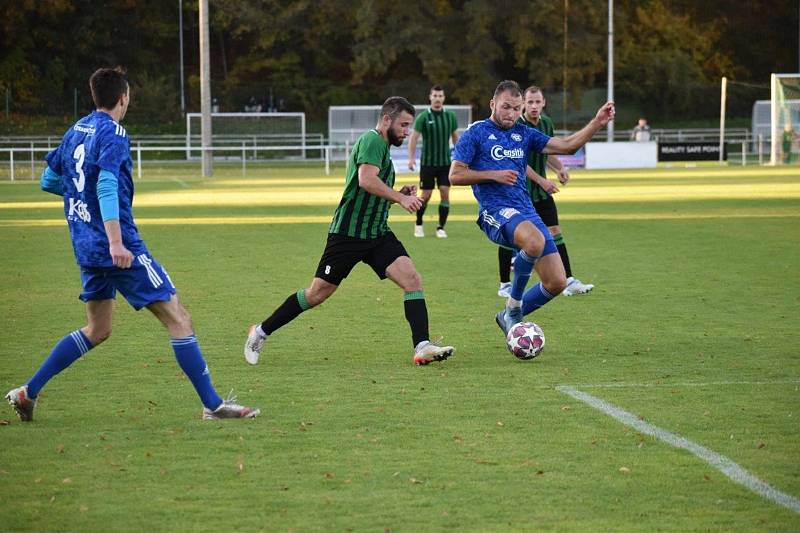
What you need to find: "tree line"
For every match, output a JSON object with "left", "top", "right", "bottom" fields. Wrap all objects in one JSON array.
[{"left": 0, "top": 0, "right": 794, "bottom": 129}]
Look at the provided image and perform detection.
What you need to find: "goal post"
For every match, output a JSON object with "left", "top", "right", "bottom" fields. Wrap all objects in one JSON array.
[
  {"left": 328, "top": 105, "right": 473, "bottom": 146},
  {"left": 185, "top": 112, "right": 306, "bottom": 160},
  {"left": 770, "top": 74, "right": 800, "bottom": 165}
]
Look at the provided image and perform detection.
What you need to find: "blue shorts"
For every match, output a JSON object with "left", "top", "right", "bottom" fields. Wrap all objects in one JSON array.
[
  {"left": 477, "top": 207, "right": 557, "bottom": 256},
  {"left": 79, "top": 253, "right": 177, "bottom": 310}
]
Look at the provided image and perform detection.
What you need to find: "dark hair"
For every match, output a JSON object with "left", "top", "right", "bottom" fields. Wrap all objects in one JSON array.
[
  {"left": 430, "top": 84, "right": 444, "bottom": 93},
  {"left": 89, "top": 67, "right": 129, "bottom": 109},
  {"left": 493, "top": 80, "right": 522, "bottom": 99},
  {"left": 380, "top": 96, "right": 415, "bottom": 120},
  {"left": 524, "top": 85, "right": 543, "bottom": 98}
]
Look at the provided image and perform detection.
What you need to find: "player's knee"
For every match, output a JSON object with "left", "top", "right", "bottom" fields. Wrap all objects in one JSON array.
[
  {"left": 305, "top": 286, "right": 333, "bottom": 307},
  {"left": 85, "top": 326, "right": 111, "bottom": 345},
  {"left": 521, "top": 240, "right": 544, "bottom": 258},
  {"left": 175, "top": 311, "right": 193, "bottom": 332},
  {"left": 544, "top": 275, "right": 568, "bottom": 295},
  {"left": 403, "top": 270, "right": 423, "bottom": 292}
]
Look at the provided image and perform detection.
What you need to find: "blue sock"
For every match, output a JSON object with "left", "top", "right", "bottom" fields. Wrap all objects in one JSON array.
[
  {"left": 27, "top": 330, "right": 93, "bottom": 399},
  {"left": 521, "top": 283, "right": 557, "bottom": 315},
  {"left": 171, "top": 335, "right": 223, "bottom": 410},
  {"left": 510, "top": 250, "right": 536, "bottom": 301}
]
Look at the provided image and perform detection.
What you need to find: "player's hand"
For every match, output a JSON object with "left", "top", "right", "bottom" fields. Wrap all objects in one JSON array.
[
  {"left": 408, "top": 159, "right": 416, "bottom": 171},
  {"left": 399, "top": 184, "right": 417, "bottom": 196},
  {"left": 541, "top": 180, "right": 559, "bottom": 194},
  {"left": 493, "top": 170, "right": 518, "bottom": 185},
  {"left": 398, "top": 194, "right": 422, "bottom": 213},
  {"left": 595, "top": 102, "right": 616, "bottom": 125},
  {"left": 109, "top": 241, "right": 134, "bottom": 269},
  {"left": 556, "top": 168, "right": 570, "bottom": 185}
]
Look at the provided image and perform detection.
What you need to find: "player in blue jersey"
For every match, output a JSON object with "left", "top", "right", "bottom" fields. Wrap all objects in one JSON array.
[
  {"left": 450, "top": 80, "right": 614, "bottom": 336},
  {"left": 5, "top": 68, "right": 259, "bottom": 422}
]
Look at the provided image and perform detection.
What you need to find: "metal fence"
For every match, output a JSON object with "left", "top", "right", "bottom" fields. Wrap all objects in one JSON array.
[
  {"left": 0, "top": 143, "right": 342, "bottom": 181},
  {"left": 0, "top": 127, "right": 779, "bottom": 181}
]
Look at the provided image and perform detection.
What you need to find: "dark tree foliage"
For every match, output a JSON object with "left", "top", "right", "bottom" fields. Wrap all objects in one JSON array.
[{"left": 0, "top": 0, "right": 794, "bottom": 127}]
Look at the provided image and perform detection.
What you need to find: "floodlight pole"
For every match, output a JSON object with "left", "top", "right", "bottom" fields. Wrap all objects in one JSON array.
[
  {"left": 719, "top": 76, "right": 727, "bottom": 164},
  {"left": 179, "top": 0, "right": 185, "bottom": 116},
  {"left": 607, "top": 0, "right": 614, "bottom": 142},
  {"left": 770, "top": 73, "right": 777, "bottom": 165},
  {"left": 199, "top": 0, "right": 213, "bottom": 177},
  {"left": 562, "top": 0, "right": 568, "bottom": 132}
]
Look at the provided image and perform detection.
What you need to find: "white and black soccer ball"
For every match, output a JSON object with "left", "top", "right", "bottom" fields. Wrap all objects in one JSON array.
[{"left": 506, "top": 322, "right": 545, "bottom": 360}]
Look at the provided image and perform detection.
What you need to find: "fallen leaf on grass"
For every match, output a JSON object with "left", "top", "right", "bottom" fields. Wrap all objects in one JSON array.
[
  {"left": 0, "top": 419, "right": 10, "bottom": 425},
  {"left": 619, "top": 467, "right": 631, "bottom": 475},
  {"left": 560, "top": 405, "right": 571, "bottom": 411},
  {"left": 56, "top": 444, "right": 65, "bottom": 454},
  {"left": 758, "top": 442, "right": 766, "bottom": 449},
  {"left": 409, "top": 477, "right": 424, "bottom": 484},
  {"left": 62, "top": 478, "right": 72, "bottom": 484},
  {"left": 704, "top": 474, "right": 712, "bottom": 481},
  {"left": 79, "top": 505, "right": 89, "bottom": 513}
]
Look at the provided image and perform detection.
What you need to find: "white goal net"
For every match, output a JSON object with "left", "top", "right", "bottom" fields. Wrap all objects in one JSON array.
[
  {"left": 328, "top": 105, "right": 473, "bottom": 146},
  {"left": 770, "top": 74, "right": 800, "bottom": 165},
  {"left": 185, "top": 112, "right": 306, "bottom": 160}
]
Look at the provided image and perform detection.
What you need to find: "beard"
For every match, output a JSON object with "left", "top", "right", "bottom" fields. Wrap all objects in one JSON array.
[
  {"left": 491, "top": 111, "right": 515, "bottom": 130},
  {"left": 387, "top": 127, "right": 404, "bottom": 147}
]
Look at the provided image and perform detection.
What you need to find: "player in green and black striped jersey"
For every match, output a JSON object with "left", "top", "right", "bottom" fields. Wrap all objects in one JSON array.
[
  {"left": 244, "top": 97, "right": 454, "bottom": 366},
  {"left": 407, "top": 85, "right": 459, "bottom": 238},
  {"left": 496, "top": 85, "right": 595, "bottom": 298}
]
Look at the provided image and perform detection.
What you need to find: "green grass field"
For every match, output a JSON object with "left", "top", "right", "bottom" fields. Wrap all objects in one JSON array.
[{"left": 1, "top": 163, "right": 799, "bottom": 531}]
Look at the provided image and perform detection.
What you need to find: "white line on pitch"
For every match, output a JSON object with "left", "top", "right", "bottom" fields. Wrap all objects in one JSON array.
[
  {"left": 169, "top": 176, "right": 192, "bottom": 188},
  {"left": 556, "top": 385, "right": 800, "bottom": 515}
]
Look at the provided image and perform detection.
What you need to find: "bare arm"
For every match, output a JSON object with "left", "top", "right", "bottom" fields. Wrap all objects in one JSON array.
[
  {"left": 104, "top": 220, "right": 134, "bottom": 268},
  {"left": 358, "top": 163, "right": 422, "bottom": 213},
  {"left": 546, "top": 155, "right": 570, "bottom": 185},
  {"left": 526, "top": 165, "right": 559, "bottom": 194},
  {"left": 543, "top": 102, "right": 615, "bottom": 155},
  {"left": 449, "top": 160, "right": 518, "bottom": 186},
  {"left": 407, "top": 131, "right": 421, "bottom": 171},
  {"left": 451, "top": 130, "right": 460, "bottom": 145}
]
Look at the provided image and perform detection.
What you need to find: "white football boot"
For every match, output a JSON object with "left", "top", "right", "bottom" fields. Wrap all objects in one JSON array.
[
  {"left": 244, "top": 325, "right": 266, "bottom": 365},
  {"left": 497, "top": 282, "right": 512, "bottom": 298},
  {"left": 562, "top": 277, "right": 595, "bottom": 296},
  {"left": 413, "top": 340, "right": 455, "bottom": 365}
]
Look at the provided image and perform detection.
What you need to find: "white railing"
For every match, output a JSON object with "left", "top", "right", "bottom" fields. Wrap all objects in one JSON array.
[
  {"left": 0, "top": 144, "right": 347, "bottom": 180},
  {"left": 562, "top": 127, "right": 753, "bottom": 143},
  {"left": 0, "top": 133, "right": 325, "bottom": 150}
]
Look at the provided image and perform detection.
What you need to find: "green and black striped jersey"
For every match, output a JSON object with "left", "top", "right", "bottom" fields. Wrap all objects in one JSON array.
[
  {"left": 413, "top": 108, "right": 458, "bottom": 166},
  {"left": 518, "top": 113, "right": 555, "bottom": 202},
  {"left": 329, "top": 129, "right": 395, "bottom": 239}
]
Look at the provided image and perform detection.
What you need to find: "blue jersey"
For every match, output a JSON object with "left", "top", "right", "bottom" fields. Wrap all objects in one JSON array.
[
  {"left": 452, "top": 118, "right": 551, "bottom": 212},
  {"left": 45, "top": 111, "right": 147, "bottom": 267}
]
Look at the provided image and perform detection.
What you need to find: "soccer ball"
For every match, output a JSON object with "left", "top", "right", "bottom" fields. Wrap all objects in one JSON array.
[{"left": 506, "top": 322, "right": 545, "bottom": 360}]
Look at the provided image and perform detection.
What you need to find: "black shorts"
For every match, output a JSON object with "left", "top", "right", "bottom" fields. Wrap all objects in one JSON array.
[
  {"left": 315, "top": 232, "right": 409, "bottom": 285},
  {"left": 532, "top": 194, "right": 559, "bottom": 227},
  {"left": 419, "top": 165, "right": 451, "bottom": 190}
]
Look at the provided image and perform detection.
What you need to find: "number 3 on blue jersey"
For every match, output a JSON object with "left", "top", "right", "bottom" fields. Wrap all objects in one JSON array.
[{"left": 72, "top": 144, "right": 85, "bottom": 192}]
